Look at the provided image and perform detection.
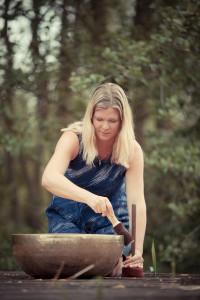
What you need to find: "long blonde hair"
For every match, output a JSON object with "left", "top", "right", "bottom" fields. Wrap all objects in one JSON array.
[{"left": 62, "top": 83, "right": 135, "bottom": 168}]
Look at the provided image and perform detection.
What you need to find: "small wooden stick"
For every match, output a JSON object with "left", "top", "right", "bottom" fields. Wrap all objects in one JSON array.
[
  {"left": 131, "top": 204, "right": 136, "bottom": 256},
  {"left": 68, "top": 264, "right": 95, "bottom": 279},
  {"left": 49, "top": 260, "right": 65, "bottom": 287},
  {"left": 49, "top": 263, "right": 95, "bottom": 286},
  {"left": 122, "top": 204, "right": 144, "bottom": 277}
]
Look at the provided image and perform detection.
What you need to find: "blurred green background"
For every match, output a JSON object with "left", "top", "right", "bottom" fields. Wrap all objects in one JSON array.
[{"left": 0, "top": 0, "right": 200, "bottom": 274}]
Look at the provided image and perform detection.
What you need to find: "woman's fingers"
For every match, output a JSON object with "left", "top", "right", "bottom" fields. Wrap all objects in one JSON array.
[
  {"left": 123, "top": 255, "right": 144, "bottom": 268},
  {"left": 123, "top": 262, "right": 143, "bottom": 268},
  {"left": 100, "top": 200, "right": 107, "bottom": 216},
  {"left": 124, "top": 255, "right": 144, "bottom": 264},
  {"left": 102, "top": 198, "right": 115, "bottom": 217},
  {"left": 92, "top": 197, "right": 113, "bottom": 217},
  {"left": 105, "top": 198, "right": 114, "bottom": 216}
]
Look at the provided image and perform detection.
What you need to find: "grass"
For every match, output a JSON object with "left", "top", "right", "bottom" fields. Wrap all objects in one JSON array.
[{"left": 151, "top": 235, "right": 157, "bottom": 277}]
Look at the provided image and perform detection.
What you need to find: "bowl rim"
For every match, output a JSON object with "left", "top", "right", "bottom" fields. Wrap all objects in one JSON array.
[{"left": 12, "top": 233, "right": 124, "bottom": 241}]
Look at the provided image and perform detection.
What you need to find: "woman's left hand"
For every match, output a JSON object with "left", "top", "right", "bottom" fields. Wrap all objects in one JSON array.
[{"left": 123, "top": 251, "right": 144, "bottom": 268}]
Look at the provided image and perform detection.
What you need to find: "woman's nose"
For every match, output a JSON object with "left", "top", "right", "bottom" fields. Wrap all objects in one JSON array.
[{"left": 102, "top": 121, "right": 110, "bottom": 129}]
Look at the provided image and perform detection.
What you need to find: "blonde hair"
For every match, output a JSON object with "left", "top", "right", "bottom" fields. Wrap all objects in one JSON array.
[{"left": 62, "top": 83, "right": 135, "bottom": 168}]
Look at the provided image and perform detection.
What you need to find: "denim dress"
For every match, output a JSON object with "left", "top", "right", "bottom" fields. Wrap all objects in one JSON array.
[{"left": 46, "top": 135, "right": 131, "bottom": 255}]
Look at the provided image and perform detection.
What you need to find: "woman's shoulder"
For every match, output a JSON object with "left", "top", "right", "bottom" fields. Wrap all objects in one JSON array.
[
  {"left": 127, "top": 140, "right": 144, "bottom": 170},
  {"left": 55, "top": 131, "right": 80, "bottom": 160},
  {"left": 134, "top": 140, "right": 143, "bottom": 154},
  {"left": 60, "top": 130, "right": 80, "bottom": 143}
]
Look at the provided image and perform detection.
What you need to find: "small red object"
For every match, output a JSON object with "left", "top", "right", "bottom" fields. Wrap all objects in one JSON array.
[{"left": 122, "top": 266, "right": 144, "bottom": 277}]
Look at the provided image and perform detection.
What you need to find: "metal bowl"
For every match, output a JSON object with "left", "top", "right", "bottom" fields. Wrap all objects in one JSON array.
[{"left": 12, "top": 234, "right": 123, "bottom": 278}]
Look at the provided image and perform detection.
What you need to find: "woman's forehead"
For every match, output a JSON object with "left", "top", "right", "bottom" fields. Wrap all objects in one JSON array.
[{"left": 94, "top": 107, "right": 120, "bottom": 117}]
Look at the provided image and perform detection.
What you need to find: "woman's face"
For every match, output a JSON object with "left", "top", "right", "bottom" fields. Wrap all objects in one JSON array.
[{"left": 92, "top": 107, "right": 121, "bottom": 143}]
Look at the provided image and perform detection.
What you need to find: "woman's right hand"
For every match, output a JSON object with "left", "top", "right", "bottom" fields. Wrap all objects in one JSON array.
[{"left": 86, "top": 195, "right": 114, "bottom": 217}]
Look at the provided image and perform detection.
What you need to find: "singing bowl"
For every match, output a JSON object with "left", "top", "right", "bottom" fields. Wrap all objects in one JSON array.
[{"left": 12, "top": 234, "right": 123, "bottom": 278}]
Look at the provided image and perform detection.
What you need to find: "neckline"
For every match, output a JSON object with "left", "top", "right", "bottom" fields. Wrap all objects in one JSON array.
[{"left": 96, "top": 155, "right": 111, "bottom": 166}]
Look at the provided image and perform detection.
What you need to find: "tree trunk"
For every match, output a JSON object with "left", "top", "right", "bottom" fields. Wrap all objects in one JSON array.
[
  {"left": 132, "top": 0, "right": 154, "bottom": 146},
  {"left": 56, "top": 0, "right": 74, "bottom": 125},
  {"left": 90, "top": 0, "right": 107, "bottom": 45},
  {"left": 1, "top": 0, "right": 21, "bottom": 227},
  {"left": 26, "top": 0, "right": 51, "bottom": 229},
  {"left": 134, "top": 0, "right": 153, "bottom": 38}
]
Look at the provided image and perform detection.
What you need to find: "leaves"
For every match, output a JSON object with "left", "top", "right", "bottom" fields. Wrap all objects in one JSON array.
[{"left": 0, "top": 0, "right": 200, "bottom": 273}]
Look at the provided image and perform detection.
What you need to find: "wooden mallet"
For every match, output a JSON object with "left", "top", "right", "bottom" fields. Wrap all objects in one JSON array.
[{"left": 107, "top": 211, "right": 133, "bottom": 246}]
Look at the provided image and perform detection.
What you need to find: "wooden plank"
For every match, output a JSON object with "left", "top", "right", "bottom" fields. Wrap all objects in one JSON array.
[{"left": 0, "top": 272, "right": 199, "bottom": 300}]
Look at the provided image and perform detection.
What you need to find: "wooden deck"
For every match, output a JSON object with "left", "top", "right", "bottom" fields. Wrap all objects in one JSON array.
[{"left": 0, "top": 271, "right": 200, "bottom": 299}]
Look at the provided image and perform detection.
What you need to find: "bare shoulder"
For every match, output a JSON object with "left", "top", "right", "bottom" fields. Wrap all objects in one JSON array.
[
  {"left": 55, "top": 130, "right": 79, "bottom": 160},
  {"left": 56, "top": 130, "right": 79, "bottom": 147},
  {"left": 134, "top": 140, "right": 143, "bottom": 158},
  {"left": 57, "top": 130, "right": 79, "bottom": 144},
  {"left": 134, "top": 140, "right": 143, "bottom": 153},
  {"left": 129, "top": 140, "right": 144, "bottom": 169}
]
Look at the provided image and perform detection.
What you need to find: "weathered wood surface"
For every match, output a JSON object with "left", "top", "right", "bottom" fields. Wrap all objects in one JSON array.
[{"left": 0, "top": 272, "right": 200, "bottom": 300}]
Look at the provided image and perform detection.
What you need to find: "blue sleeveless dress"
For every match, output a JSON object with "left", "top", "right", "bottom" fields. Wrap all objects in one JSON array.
[{"left": 45, "top": 134, "right": 131, "bottom": 255}]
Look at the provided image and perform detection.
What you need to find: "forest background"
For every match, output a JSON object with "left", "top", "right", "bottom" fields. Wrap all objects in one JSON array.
[{"left": 0, "top": 0, "right": 200, "bottom": 274}]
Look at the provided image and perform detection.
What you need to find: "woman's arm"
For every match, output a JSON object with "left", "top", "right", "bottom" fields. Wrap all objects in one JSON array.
[
  {"left": 42, "top": 131, "right": 114, "bottom": 216},
  {"left": 124, "top": 140, "right": 147, "bottom": 265}
]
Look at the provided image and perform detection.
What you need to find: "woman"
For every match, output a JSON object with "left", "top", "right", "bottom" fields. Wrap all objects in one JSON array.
[{"left": 42, "top": 83, "right": 146, "bottom": 277}]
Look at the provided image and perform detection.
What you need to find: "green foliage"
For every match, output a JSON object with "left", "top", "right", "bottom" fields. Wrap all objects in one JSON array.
[
  {"left": 0, "top": 0, "right": 199, "bottom": 273},
  {"left": 145, "top": 133, "right": 200, "bottom": 273}
]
